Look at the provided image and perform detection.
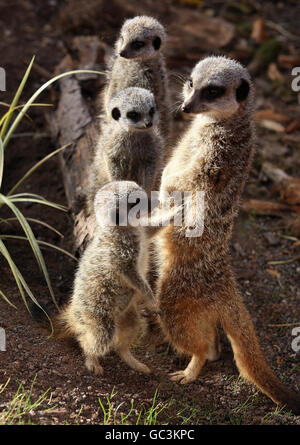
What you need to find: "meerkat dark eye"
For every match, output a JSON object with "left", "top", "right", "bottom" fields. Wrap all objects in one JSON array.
[
  {"left": 236, "top": 78, "right": 250, "bottom": 103},
  {"left": 201, "top": 85, "right": 226, "bottom": 101},
  {"left": 127, "top": 111, "right": 141, "bottom": 122},
  {"left": 112, "top": 107, "right": 121, "bottom": 120},
  {"left": 153, "top": 36, "right": 161, "bottom": 50},
  {"left": 131, "top": 40, "right": 145, "bottom": 51},
  {"left": 188, "top": 79, "right": 193, "bottom": 89},
  {"left": 149, "top": 107, "right": 155, "bottom": 117}
]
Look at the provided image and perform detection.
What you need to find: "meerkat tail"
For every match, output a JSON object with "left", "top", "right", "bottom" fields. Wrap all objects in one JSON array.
[
  {"left": 53, "top": 307, "right": 76, "bottom": 339},
  {"left": 219, "top": 293, "right": 300, "bottom": 414}
]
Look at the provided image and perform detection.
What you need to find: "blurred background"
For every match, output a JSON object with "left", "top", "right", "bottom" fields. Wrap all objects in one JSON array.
[{"left": 0, "top": 0, "right": 299, "bottom": 425}]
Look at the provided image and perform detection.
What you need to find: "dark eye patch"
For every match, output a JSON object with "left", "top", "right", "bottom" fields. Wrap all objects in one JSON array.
[
  {"left": 201, "top": 85, "right": 226, "bottom": 101},
  {"left": 236, "top": 78, "right": 250, "bottom": 103},
  {"left": 131, "top": 40, "right": 145, "bottom": 51},
  {"left": 149, "top": 107, "right": 155, "bottom": 117},
  {"left": 127, "top": 111, "right": 141, "bottom": 122},
  {"left": 112, "top": 107, "right": 121, "bottom": 120},
  {"left": 153, "top": 36, "right": 161, "bottom": 50}
]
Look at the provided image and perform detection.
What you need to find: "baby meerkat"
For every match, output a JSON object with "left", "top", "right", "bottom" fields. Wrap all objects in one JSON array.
[
  {"left": 103, "top": 15, "right": 171, "bottom": 146},
  {"left": 58, "top": 181, "right": 163, "bottom": 376},
  {"left": 87, "top": 87, "right": 164, "bottom": 215},
  {"left": 157, "top": 56, "right": 300, "bottom": 413}
]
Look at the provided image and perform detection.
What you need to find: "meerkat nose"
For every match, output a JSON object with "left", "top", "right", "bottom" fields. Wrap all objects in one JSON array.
[
  {"left": 120, "top": 50, "right": 127, "bottom": 57},
  {"left": 145, "top": 121, "right": 152, "bottom": 128},
  {"left": 182, "top": 104, "right": 191, "bottom": 113}
]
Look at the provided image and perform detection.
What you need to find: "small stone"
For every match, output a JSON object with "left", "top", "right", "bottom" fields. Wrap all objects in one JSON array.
[
  {"left": 233, "top": 242, "right": 246, "bottom": 257},
  {"left": 263, "top": 231, "right": 280, "bottom": 246}
]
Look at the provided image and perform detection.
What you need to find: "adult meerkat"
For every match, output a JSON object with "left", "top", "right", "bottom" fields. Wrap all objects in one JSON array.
[
  {"left": 103, "top": 15, "right": 171, "bottom": 148},
  {"left": 59, "top": 181, "right": 180, "bottom": 375},
  {"left": 157, "top": 56, "right": 300, "bottom": 413},
  {"left": 87, "top": 87, "right": 164, "bottom": 215}
]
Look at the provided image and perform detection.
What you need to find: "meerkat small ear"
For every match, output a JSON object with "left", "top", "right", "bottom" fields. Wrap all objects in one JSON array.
[
  {"left": 236, "top": 78, "right": 250, "bottom": 103},
  {"left": 112, "top": 107, "right": 121, "bottom": 120},
  {"left": 153, "top": 36, "right": 161, "bottom": 50}
]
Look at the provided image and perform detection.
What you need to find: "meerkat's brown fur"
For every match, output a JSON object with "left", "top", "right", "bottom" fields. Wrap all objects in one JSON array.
[{"left": 157, "top": 56, "right": 300, "bottom": 413}]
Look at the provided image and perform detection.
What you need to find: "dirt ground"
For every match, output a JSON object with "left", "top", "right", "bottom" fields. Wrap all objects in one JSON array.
[{"left": 0, "top": 0, "right": 299, "bottom": 425}]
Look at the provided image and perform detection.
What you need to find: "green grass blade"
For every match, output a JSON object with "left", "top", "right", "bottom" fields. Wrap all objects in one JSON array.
[
  {"left": 0, "top": 56, "right": 35, "bottom": 140},
  {"left": 0, "top": 235, "right": 77, "bottom": 262},
  {"left": 2, "top": 69, "right": 104, "bottom": 150},
  {"left": 0, "top": 288, "right": 17, "bottom": 308},
  {"left": 0, "top": 137, "right": 3, "bottom": 189},
  {"left": 0, "top": 194, "right": 59, "bottom": 309},
  {"left": 0, "top": 103, "right": 53, "bottom": 128},
  {"left": 1, "top": 251, "right": 54, "bottom": 332},
  {"left": 2, "top": 217, "right": 64, "bottom": 238},
  {"left": 0, "top": 239, "right": 28, "bottom": 310},
  {"left": 8, "top": 197, "right": 67, "bottom": 212},
  {"left": 6, "top": 143, "right": 70, "bottom": 197}
]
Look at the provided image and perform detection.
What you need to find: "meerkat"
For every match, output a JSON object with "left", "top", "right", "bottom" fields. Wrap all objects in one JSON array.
[
  {"left": 58, "top": 180, "right": 180, "bottom": 375},
  {"left": 87, "top": 87, "right": 164, "bottom": 215},
  {"left": 156, "top": 56, "right": 300, "bottom": 413},
  {"left": 103, "top": 15, "right": 171, "bottom": 150}
]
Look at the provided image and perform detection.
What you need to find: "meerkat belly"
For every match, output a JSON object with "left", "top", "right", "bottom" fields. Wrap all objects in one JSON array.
[{"left": 108, "top": 137, "right": 157, "bottom": 184}]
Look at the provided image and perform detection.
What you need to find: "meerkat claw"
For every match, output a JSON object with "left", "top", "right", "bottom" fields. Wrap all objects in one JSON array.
[{"left": 85, "top": 357, "right": 104, "bottom": 376}]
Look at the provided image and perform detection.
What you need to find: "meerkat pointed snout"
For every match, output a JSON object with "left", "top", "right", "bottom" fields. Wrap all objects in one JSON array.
[
  {"left": 181, "top": 56, "right": 252, "bottom": 119},
  {"left": 116, "top": 16, "right": 166, "bottom": 60},
  {"left": 109, "top": 87, "right": 159, "bottom": 132}
]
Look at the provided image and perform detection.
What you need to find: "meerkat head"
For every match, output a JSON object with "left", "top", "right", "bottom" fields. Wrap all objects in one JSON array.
[
  {"left": 116, "top": 16, "right": 166, "bottom": 60},
  {"left": 94, "top": 181, "right": 149, "bottom": 228},
  {"left": 109, "top": 87, "right": 159, "bottom": 131},
  {"left": 181, "top": 56, "right": 253, "bottom": 120}
]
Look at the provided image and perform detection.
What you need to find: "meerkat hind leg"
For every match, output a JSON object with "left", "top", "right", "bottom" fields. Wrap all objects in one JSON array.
[
  {"left": 206, "top": 329, "right": 221, "bottom": 362},
  {"left": 85, "top": 354, "right": 104, "bottom": 375},
  {"left": 168, "top": 315, "right": 210, "bottom": 384},
  {"left": 114, "top": 305, "right": 151, "bottom": 375},
  {"left": 169, "top": 354, "right": 206, "bottom": 384},
  {"left": 78, "top": 329, "right": 106, "bottom": 376}
]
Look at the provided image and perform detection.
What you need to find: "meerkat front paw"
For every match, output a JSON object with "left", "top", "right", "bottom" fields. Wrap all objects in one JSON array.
[
  {"left": 143, "top": 301, "right": 162, "bottom": 317},
  {"left": 85, "top": 356, "right": 104, "bottom": 375}
]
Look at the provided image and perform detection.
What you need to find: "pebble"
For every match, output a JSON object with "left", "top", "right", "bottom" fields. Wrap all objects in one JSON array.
[{"left": 263, "top": 231, "right": 280, "bottom": 246}]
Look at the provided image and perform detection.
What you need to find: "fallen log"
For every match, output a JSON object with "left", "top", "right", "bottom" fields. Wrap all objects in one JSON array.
[
  {"left": 49, "top": 39, "right": 107, "bottom": 255},
  {"left": 263, "top": 162, "right": 300, "bottom": 206},
  {"left": 241, "top": 199, "right": 294, "bottom": 216}
]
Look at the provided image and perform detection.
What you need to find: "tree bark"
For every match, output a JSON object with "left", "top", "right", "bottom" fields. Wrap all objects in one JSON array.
[{"left": 49, "top": 41, "right": 106, "bottom": 255}]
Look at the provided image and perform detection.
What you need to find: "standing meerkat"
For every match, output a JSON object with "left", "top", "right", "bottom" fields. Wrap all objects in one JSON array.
[
  {"left": 87, "top": 87, "right": 164, "bottom": 215},
  {"left": 58, "top": 181, "right": 166, "bottom": 375},
  {"left": 103, "top": 15, "right": 171, "bottom": 147},
  {"left": 157, "top": 56, "right": 300, "bottom": 413}
]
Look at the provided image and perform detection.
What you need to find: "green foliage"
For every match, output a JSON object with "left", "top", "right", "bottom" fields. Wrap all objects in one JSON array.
[{"left": 0, "top": 57, "right": 102, "bottom": 318}]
